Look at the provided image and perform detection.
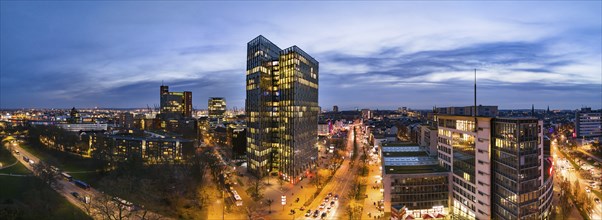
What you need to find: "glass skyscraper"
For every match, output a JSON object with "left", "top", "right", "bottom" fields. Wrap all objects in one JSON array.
[
  {"left": 159, "top": 85, "right": 192, "bottom": 119},
  {"left": 208, "top": 97, "right": 226, "bottom": 123},
  {"left": 246, "top": 35, "right": 319, "bottom": 183}
]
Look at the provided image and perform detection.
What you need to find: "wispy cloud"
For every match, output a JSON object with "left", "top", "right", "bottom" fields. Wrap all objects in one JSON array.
[{"left": 1, "top": 1, "right": 600, "bottom": 109}]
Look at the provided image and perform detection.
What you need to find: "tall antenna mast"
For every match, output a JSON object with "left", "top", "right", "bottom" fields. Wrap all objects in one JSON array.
[
  {"left": 474, "top": 69, "right": 477, "bottom": 117},
  {"left": 474, "top": 69, "right": 478, "bottom": 132}
]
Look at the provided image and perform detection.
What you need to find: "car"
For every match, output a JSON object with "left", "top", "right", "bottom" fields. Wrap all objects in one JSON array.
[
  {"left": 327, "top": 206, "right": 331, "bottom": 210},
  {"left": 330, "top": 201, "right": 335, "bottom": 206},
  {"left": 586, "top": 187, "right": 591, "bottom": 193},
  {"left": 313, "top": 210, "right": 320, "bottom": 218},
  {"left": 321, "top": 212, "right": 327, "bottom": 218},
  {"left": 305, "top": 210, "right": 312, "bottom": 217},
  {"left": 300, "top": 206, "right": 305, "bottom": 211},
  {"left": 71, "top": 192, "right": 79, "bottom": 198},
  {"left": 319, "top": 203, "right": 326, "bottom": 209},
  {"left": 595, "top": 198, "right": 600, "bottom": 204},
  {"left": 334, "top": 194, "right": 339, "bottom": 200},
  {"left": 324, "top": 197, "right": 329, "bottom": 202},
  {"left": 327, "top": 192, "right": 333, "bottom": 197}
]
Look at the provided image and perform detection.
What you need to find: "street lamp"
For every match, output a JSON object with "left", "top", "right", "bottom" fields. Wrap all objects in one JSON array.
[{"left": 221, "top": 190, "right": 225, "bottom": 220}]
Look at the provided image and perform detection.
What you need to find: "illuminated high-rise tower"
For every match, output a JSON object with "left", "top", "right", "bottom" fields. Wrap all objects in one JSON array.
[
  {"left": 208, "top": 97, "right": 226, "bottom": 123},
  {"left": 160, "top": 85, "right": 192, "bottom": 119},
  {"left": 246, "top": 35, "right": 319, "bottom": 183}
]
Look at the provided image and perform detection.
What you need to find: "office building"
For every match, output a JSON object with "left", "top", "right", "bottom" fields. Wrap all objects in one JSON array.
[
  {"left": 381, "top": 142, "right": 449, "bottom": 219},
  {"left": 208, "top": 97, "right": 227, "bottom": 123},
  {"left": 246, "top": 35, "right": 319, "bottom": 183},
  {"left": 436, "top": 114, "right": 493, "bottom": 219},
  {"left": 436, "top": 109, "right": 552, "bottom": 220},
  {"left": 491, "top": 118, "right": 553, "bottom": 220},
  {"left": 575, "top": 107, "right": 602, "bottom": 139},
  {"left": 436, "top": 106, "right": 498, "bottom": 117},
  {"left": 160, "top": 85, "right": 192, "bottom": 119}
]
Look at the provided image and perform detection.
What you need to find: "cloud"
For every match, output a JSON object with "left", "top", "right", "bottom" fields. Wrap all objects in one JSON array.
[{"left": 0, "top": 1, "right": 600, "bottom": 109}]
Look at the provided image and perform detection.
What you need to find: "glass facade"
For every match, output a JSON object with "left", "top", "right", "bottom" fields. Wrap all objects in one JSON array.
[
  {"left": 492, "top": 118, "right": 543, "bottom": 220},
  {"left": 208, "top": 97, "right": 226, "bottom": 122},
  {"left": 160, "top": 85, "right": 192, "bottom": 119},
  {"left": 246, "top": 36, "right": 318, "bottom": 182}
]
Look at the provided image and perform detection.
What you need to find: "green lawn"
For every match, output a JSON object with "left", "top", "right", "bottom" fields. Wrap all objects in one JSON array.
[
  {"left": 0, "top": 144, "right": 17, "bottom": 166},
  {"left": 0, "top": 146, "right": 31, "bottom": 175},
  {"left": 17, "top": 142, "right": 106, "bottom": 185},
  {"left": 0, "top": 176, "right": 91, "bottom": 220},
  {"left": 0, "top": 161, "right": 32, "bottom": 175}
]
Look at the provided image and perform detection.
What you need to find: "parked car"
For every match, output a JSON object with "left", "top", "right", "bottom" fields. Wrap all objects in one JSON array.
[
  {"left": 313, "top": 210, "right": 320, "bottom": 217},
  {"left": 305, "top": 209, "right": 312, "bottom": 217},
  {"left": 71, "top": 192, "right": 79, "bottom": 198}
]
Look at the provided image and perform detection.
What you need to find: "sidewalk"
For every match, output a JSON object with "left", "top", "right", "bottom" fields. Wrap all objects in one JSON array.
[{"left": 361, "top": 145, "right": 385, "bottom": 220}]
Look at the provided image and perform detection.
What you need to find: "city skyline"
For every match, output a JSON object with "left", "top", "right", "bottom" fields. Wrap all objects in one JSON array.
[{"left": 1, "top": 1, "right": 601, "bottom": 109}]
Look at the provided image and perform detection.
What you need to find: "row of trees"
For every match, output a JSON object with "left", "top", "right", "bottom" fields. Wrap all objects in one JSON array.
[{"left": 557, "top": 177, "right": 596, "bottom": 219}]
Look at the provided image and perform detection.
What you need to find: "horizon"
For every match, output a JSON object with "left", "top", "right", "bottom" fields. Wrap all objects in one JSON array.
[{"left": 1, "top": 1, "right": 601, "bottom": 109}]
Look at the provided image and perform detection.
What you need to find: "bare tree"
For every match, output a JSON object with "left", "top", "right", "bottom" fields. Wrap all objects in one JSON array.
[
  {"left": 32, "top": 162, "right": 61, "bottom": 189},
  {"left": 93, "top": 194, "right": 132, "bottom": 220},
  {"left": 246, "top": 177, "right": 265, "bottom": 202}
]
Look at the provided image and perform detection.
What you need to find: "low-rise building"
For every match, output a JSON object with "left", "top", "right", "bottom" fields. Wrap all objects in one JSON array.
[{"left": 381, "top": 143, "right": 450, "bottom": 220}]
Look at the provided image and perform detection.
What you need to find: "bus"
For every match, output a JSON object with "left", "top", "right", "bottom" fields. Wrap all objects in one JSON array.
[
  {"left": 74, "top": 180, "right": 90, "bottom": 190},
  {"left": 230, "top": 189, "right": 243, "bottom": 206},
  {"left": 61, "top": 172, "right": 73, "bottom": 181}
]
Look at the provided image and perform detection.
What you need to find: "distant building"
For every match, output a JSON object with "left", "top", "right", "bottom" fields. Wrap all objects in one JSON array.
[
  {"left": 361, "top": 109, "right": 372, "bottom": 120},
  {"left": 160, "top": 85, "right": 192, "bottom": 119},
  {"left": 208, "top": 97, "right": 227, "bottom": 123},
  {"left": 333, "top": 105, "right": 339, "bottom": 112},
  {"left": 381, "top": 142, "right": 450, "bottom": 219},
  {"left": 418, "top": 124, "right": 438, "bottom": 155},
  {"left": 119, "top": 112, "right": 134, "bottom": 129},
  {"left": 69, "top": 107, "right": 80, "bottom": 123},
  {"left": 58, "top": 123, "right": 107, "bottom": 132},
  {"left": 575, "top": 107, "right": 602, "bottom": 139},
  {"left": 436, "top": 105, "right": 498, "bottom": 117},
  {"left": 246, "top": 35, "right": 319, "bottom": 183},
  {"left": 318, "top": 120, "right": 330, "bottom": 136}
]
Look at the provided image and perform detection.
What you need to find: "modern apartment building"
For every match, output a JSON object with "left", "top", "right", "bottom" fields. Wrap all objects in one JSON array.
[
  {"left": 246, "top": 35, "right": 319, "bottom": 183},
  {"left": 160, "top": 85, "right": 192, "bottom": 119},
  {"left": 208, "top": 97, "right": 226, "bottom": 123},
  {"left": 575, "top": 107, "right": 602, "bottom": 139}
]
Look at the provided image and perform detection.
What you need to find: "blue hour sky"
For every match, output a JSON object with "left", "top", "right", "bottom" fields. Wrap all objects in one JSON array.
[{"left": 1, "top": 1, "right": 601, "bottom": 110}]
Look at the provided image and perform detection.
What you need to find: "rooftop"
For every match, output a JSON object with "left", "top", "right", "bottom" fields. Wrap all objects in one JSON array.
[{"left": 381, "top": 145, "right": 448, "bottom": 174}]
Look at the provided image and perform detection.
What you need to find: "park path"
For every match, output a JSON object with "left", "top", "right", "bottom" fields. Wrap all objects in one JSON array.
[{"left": 0, "top": 160, "right": 19, "bottom": 170}]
